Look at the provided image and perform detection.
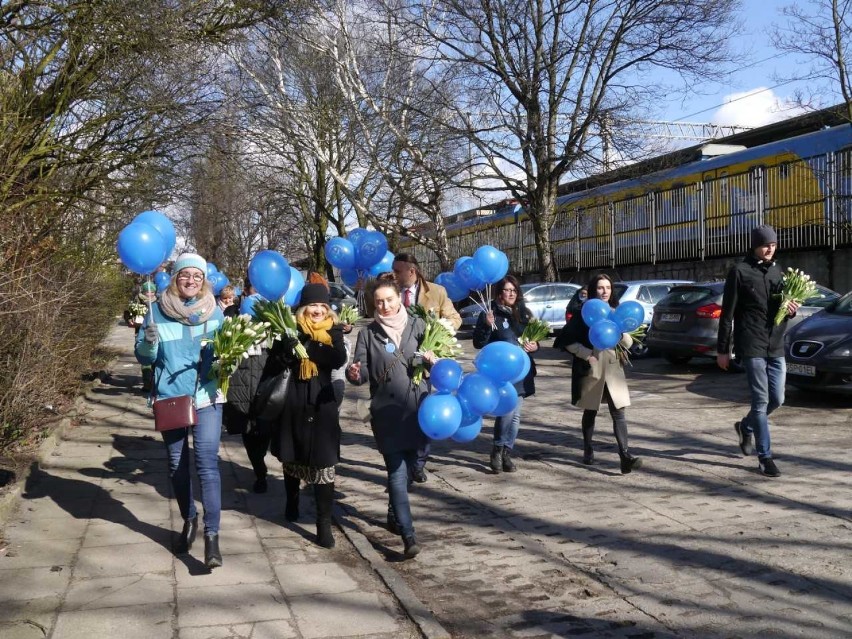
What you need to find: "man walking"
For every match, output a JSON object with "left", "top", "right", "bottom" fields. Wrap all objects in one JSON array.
[{"left": 717, "top": 224, "right": 800, "bottom": 477}]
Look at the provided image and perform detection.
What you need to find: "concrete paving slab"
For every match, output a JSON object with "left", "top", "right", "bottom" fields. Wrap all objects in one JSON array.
[
  {"left": 82, "top": 518, "right": 173, "bottom": 547},
  {"left": 63, "top": 573, "right": 173, "bottom": 610},
  {"left": 176, "top": 552, "right": 274, "bottom": 588},
  {"left": 0, "top": 536, "right": 79, "bottom": 569},
  {"left": 178, "top": 619, "right": 298, "bottom": 639},
  {"left": 288, "top": 591, "right": 399, "bottom": 638},
  {"left": 176, "top": 582, "right": 289, "bottom": 627},
  {"left": 74, "top": 541, "right": 173, "bottom": 578},
  {"left": 52, "top": 602, "right": 173, "bottom": 639},
  {"left": 0, "top": 596, "right": 60, "bottom": 625},
  {"left": 0, "top": 566, "right": 71, "bottom": 601},
  {"left": 275, "top": 561, "right": 358, "bottom": 596}
]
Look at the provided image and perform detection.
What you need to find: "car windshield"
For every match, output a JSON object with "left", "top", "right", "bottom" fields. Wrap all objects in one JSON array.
[
  {"left": 829, "top": 292, "right": 852, "bottom": 316},
  {"left": 804, "top": 284, "right": 839, "bottom": 308},
  {"left": 660, "top": 286, "right": 718, "bottom": 306},
  {"left": 611, "top": 284, "right": 628, "bottom": 302}
]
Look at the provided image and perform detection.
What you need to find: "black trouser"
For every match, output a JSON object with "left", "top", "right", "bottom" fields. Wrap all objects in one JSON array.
[
  {"left": 241, "top": 429, "right": 271, "bottom": 480},
  {"left": 581, "top": 386, "right": 630, "bottom": 457}
]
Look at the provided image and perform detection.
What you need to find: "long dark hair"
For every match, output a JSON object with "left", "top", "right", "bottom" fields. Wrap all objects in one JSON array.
[
  {"left": 494, "top": 275, "right": 528, "bottom": 323},
  {"left": 586, "top": 273, "right": 618, "bottom": 309}
]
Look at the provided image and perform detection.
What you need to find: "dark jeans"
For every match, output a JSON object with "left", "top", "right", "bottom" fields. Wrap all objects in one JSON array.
[
  {"left": 494, "top": 396, "right": 524, "bottom": 449},
  {"left": 383, "top": 449, "right": 418, "bottom": 537},
  {"left": 162, "top": 404, "right": 222, "bottom": 535},
  {"left": 414, "top": 441, "right": 430, "bottom": 472},
  {"left": 741, "top": 356, "right": 785, "bottom": 459}
]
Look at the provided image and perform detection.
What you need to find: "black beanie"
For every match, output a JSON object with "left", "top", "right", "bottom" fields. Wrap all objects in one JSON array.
[
  {"left": 299, "top": 283, "right": 330, "bottom": 306},
  {"left": 751, "top": 224, "right": 777, "bottom": 248}
]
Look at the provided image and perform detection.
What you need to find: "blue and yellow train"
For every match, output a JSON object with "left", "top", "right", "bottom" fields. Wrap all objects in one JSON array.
[{"left": 404, "top": 124, "right": 852, "bottom": 277}]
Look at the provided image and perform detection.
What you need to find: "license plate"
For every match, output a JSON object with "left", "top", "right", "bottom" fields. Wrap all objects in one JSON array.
[
  {"left": 787, "top": 363, "right": 816, "bottom": 377},
  {"left": 660, "top": 313, "right": 681, "bottom": 322}
]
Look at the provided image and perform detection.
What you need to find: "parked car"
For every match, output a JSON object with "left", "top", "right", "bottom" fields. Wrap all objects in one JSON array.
[
  {"left": 563, "top": 279, "right": 693, "bottom": 356},
  {"left": 328, "top": 282, "right": 357, "bottom": 312},
  {"left": 646, "top": 281, "right": 839, "bottom": 365},
  {"left": 459, "top": 282, "right": 582, "bottom": 332},
  {"left": 785, "top": 291, "right": 852, "bottom": 394}
]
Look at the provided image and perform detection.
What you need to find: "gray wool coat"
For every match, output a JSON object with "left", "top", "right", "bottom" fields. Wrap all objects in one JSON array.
[{"left": 349, "top": 316, "right": 430, "bottom": 455}]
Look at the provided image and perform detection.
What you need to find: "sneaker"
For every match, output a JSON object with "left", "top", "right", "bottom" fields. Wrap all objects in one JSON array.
[
  {"left": 734, "top": 421, "right": 754, "bottom": 457},
  {"left": 758, "top": 458, "right": 781, "bottom": 477},
  {"left": 402, "top": 534, "right": 421, "bottom": 559}
]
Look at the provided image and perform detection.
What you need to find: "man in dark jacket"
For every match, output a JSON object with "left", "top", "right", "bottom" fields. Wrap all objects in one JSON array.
[{"left": 717, "top": 225, "right": 800, "bottom": 478}]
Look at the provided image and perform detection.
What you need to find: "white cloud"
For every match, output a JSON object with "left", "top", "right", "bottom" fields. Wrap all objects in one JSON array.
[{"left": 711, "top": 88, "right": 807, "bottom": 128}]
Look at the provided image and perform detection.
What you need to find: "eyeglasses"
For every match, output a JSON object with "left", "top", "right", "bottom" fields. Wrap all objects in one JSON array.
[
  {"left": 501, "top": 288, "right": 518, "bottom": 293},
  {"left": 177, "top": 273, "right": 204, "bottom": 283}
]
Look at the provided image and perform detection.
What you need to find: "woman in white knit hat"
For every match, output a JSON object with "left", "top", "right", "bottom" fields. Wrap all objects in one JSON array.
[{"left": 134, "top": 252, "right": 227, "bottom": 569}]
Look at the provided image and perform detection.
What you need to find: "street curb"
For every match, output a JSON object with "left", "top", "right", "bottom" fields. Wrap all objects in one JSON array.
[{"left": 335, "top": 509, "right": 451, "bottom": 639}]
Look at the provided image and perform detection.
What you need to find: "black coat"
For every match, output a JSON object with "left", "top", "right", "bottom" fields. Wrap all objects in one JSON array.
[
  {"left": 559, "top": 311, "right": 594, "bottom": 407},
  {"left": 266, "top": 325, "right": 347, "bottom": 467},
  {"left": 221, "top": 347, "right": 269, "bottom": 435},
  {"left": 717, "top": 255, "right": 789, "bottom": 358},
  {"left": 472, "top": 302, "right": 537, "bottom": 397}
]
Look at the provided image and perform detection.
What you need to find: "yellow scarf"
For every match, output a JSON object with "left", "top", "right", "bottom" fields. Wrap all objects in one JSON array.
[{"left": 297, "top": 315, "right": 334, "bottom": 380}]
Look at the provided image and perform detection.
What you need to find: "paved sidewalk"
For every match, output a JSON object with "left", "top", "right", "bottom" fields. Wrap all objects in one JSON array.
[{"left": 0, "top": 323, "right": 428, "bottom": 639}]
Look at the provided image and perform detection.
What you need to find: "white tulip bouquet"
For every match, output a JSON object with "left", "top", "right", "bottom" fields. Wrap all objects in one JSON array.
[
  {"left": 204, "top": 315, "right": 270, "bottom": 396},
  {"left": 774, "top": 268, "right": 818, "bottom": 326}
]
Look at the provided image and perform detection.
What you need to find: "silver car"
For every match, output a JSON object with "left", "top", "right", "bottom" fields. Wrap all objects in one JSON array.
[{"left": 459, "top": 282, "right": 581, "bottom": 332}]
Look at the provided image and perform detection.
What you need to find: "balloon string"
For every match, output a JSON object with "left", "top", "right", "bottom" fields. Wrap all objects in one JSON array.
[{"left": 145, "top": 274, "right": 154, "bottom": 323}]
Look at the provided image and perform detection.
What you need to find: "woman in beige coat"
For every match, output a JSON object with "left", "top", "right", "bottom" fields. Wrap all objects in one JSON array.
[{"left": 560, "top": 273, "right": 642, "bottom": 474}]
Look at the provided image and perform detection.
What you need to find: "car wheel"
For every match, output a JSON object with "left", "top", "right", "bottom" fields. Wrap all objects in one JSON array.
[{"left": 663, "top": 353, "right": 692, "bottom": 365}]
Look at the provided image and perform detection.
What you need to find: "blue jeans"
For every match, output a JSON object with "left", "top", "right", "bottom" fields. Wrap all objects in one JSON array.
[
  {"left": 383, "top": 449, "right": 418, "bottom": 538},
  {"left": 494, "top": 396, "right": 524, "bottom": 449},
  {"left": 741, "top": 357, "right": 785, "bottom": 459},
  {"left": 162, "top": 404, "right": 222, "bottom": 535}
]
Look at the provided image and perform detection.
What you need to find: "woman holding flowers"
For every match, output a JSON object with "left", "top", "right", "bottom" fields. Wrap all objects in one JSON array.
[
  {"left": 560, "top": 273, "right": 642, "bottom": 474},
  {"left": 346, "top": 279, "right": 435, "bottom": 559},
  {"left": 134, "top": 253, "right": 226, "bottom": 569},
  {"left": 265, "top": 283, "right": 347, "bottom": 548},
  {"left": 472, "top": 274, "right": 539, "bottom": 474}
]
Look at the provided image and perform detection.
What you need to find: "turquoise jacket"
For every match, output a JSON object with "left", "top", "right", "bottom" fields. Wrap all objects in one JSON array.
[{"left": 135, "top": 301, "right": 225, "bottom": 408}]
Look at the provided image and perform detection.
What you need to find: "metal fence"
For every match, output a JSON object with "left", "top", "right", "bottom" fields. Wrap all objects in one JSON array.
[{"left": 409, "top": 147, "right": 852, "bottom": 277}]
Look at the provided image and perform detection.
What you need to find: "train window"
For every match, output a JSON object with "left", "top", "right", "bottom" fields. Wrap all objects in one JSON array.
[{"left": 778, "top": 163, "right": 790, "bottom": 179}]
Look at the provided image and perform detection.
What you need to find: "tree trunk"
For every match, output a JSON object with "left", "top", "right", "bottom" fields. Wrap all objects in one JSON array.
[{"left": 529, "top": 187, "right": 558, "bottom": 282}]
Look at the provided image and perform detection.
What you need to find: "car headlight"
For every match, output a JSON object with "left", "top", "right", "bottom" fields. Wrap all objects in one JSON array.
[{"left": 826, "top": 344, "right": 852, "bottom": 358}]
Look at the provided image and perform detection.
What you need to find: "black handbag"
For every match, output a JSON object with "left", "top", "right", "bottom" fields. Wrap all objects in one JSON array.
[{"left": 251, "top": 369, "right": 292, "bottom": 423}]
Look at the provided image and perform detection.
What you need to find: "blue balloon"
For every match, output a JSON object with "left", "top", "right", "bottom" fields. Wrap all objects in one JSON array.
[
  {"left": 117, "top": 223, "right": 168, "bottom": 275},
  {"left": 248, "top": 250, "right": 291, "bottom": 301},
  {"left": 347, "top": 228, "right": 368, "bottom": 246},
  {"left": 133, "top": 210, "right": 176, "bottom": 258},
  {"left": 325, "top": 237, "right": 356, "bottom": 270},
  {"left": 368, "top": 250, "right": 395, "bottom": 277},
  {"left": 418, "top": 393, "right": 463, "bottom": 440},
  {"left": 474, "top": 341, "right": 526, "bottom": 383},
  {"left": 438, "top": 272, "right": 468, "bottom": 302},
  {"left": 283, "top": 267, "right": 305, "bottom": 307},
  {"left": 354, "top": 230, "right": 388, "bottom": 269},
  {"left": 430, "top": 359, "right": 463, "bottom": 392},
  {"left": 240, "top": 293, "right": 265, "bottom": 317},
  {"left": 340, "top": 268, "right": 360, "bottom": 287},
  {"left": 212, "top": 273, "right": 229, "bottom": 295},
  {"left": 510, "top": 350, "right": 532, "bottom": 384},
  {"left": 581, "top": 298, "right": 611, "bottom": 327},
  {"left": 458, "top": 373, "right": 499, "bottom": 415},
  {"left": 154, "top": 271, "right": 171, "bottom": 292},
  {"left": 613, "top": 301, "right": 645, "bottom": 332},
  {"left": 451, "top": 417, "right": 482, "bottom": 443},
  {"left": 233, "top": 286, "right": 242, "bottom": 297},
  {"left": 456, "top": 393, "right": 480, "bottom": 427},
  {"left": 453, "top": 256, "right": 486, "bottom": 291},
  {"left": 473, "top": 245, "right": 509, "bottom": 284},
  {"left": 491, "top": 382, "right": 519, "bottom": 416},
  {"left": 206, "top": 263, "right": 219, "bottom": 277},
  {"left": 589, "top": 319, "right": 621, "bottom": 350}
]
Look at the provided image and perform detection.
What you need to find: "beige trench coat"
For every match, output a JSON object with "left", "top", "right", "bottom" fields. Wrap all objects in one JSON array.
[{"left": 566, "top": 333, "right": 633, "bottom": 410}]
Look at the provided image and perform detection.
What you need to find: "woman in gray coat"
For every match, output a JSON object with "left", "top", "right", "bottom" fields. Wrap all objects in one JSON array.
[
  {"left": 560, "top": 273, "right": 642, "bottom": 474},
  {"left": 347, "top": 279, "right": 435, "bottom": 559}
]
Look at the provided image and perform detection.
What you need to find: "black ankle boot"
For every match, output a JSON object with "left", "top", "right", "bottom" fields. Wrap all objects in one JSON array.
[
  {"left": 314, "top": 482, "right": 335, "bottom": 548},
  {"left": 285, "top": 476, "right": 300, "bottom": 522},
  {"left": 175, "top": 515, "right": 197, "bottom": 554},
  {"left": 582, "top": 449, "right": 595, "bottom": 465},
  {"left": 402, "top": 534, "right": 420, "bottom": 559},
  {"left": 619, "top": 454, "right": 642, "bottom": 475},
  {"left": 502, "top": 447, "right": 517, "bottom": 472},
  {"left": 490, "top": 446, "right": 504, "bottom": 474},
  {"left": 204, "top": 534, "right": 222, "bottom": 568}
]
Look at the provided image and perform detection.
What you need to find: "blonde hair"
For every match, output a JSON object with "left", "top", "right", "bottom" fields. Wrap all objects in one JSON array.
[
  {"left": 295, "top": 303, "right": 339, "bottom": 324},
  {"left": 219, "top": 285, "right": 235, "bottom": 299}
]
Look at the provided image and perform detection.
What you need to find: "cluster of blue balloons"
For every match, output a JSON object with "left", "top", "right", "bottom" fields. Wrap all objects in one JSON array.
[
  {"left": 116, "top": 210, "right": 176, "bottom": 275},
  {"left": 434, "top": 245, "right": 510, "bottom": 302},
  {"left": 581, "top": 299, "right": 645, "bottom": 350},
  {"left": 325, "top": 230, "right": 393, "bottom": 286},
  {"left": 238, "top": 250, "right": 306, "bottom": 316},
  {"left": 417, "top": 341, "right": 530, "bottom": 443}
]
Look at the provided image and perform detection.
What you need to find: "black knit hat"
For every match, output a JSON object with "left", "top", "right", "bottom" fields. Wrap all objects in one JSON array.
[
  {"left": 299, "top": 283, "right": 330, "bottom": 306},
  {"left": 751, "top": 224, "right": 778, "bottom": 248}
]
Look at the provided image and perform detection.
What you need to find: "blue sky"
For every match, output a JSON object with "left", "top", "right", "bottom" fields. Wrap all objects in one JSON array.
[{"left": 659, "top": 0, "right": 837, "bottom": 127}]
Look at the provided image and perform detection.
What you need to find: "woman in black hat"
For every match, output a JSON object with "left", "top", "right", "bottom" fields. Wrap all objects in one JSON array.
[{"left": 265, "top": 283, "right": 347, "bottom": 547}]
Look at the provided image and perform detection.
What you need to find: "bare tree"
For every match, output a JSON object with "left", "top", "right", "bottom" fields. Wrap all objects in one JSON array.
[
  {"left": 403, "top": 0, "right": 739, "bottom": 280},
  {"left": 773, "top": 0, "right": 852, "bottom": 122}
]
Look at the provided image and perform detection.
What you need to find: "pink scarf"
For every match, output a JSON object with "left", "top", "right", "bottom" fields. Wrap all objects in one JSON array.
[{"left": 375, "top": 305, "right": 408, "bottom": 347}]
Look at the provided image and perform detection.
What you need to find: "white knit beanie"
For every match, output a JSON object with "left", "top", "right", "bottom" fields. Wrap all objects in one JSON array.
[{"left": 172, "top": 252, "right": 207, "bottom": 275}]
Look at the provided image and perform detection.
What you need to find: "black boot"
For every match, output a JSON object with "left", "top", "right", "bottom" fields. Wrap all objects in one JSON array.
[
  {"left": 204, "top": 533, "right": 222, "bottom": 568},
  {"left": 253, "top": 475, "right": 268, "bottom": 494},
  {"left": 502, "top": 447, "right": 517, "bottom": 472},
  {"left": 402, "top": 534, "right": 421, "bottom": 559},
  {"left": 490, "top": 445, "right": 504, "bottom": 474},
  {"left": 284, "top": 476, "right": 300, "bottom": 522},
  {"left": 581, "top": 410, "right": 596, "bottom": 465},
  {"left": 175, "top": 515, "right": 197, "bottom": 554},
  {"left": 314, "top": 482, "right": 335, "bottom": 548},
  {"left": 619, "top": 454, "right": 643, "bottom": 474},
  {"left": 613, "top": 409, "right": 641, "bottom": 474},
  {"left": 141, "top": 367, "right": 153, "bottom": 393}
]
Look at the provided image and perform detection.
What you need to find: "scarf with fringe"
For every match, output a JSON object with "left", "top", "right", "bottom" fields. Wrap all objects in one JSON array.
[
  {"left": 296, "top": 315, "right": 333, "bottom": 380},
  {"left": 159, "top": 289, "right": 217, "bottom": 326}
]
